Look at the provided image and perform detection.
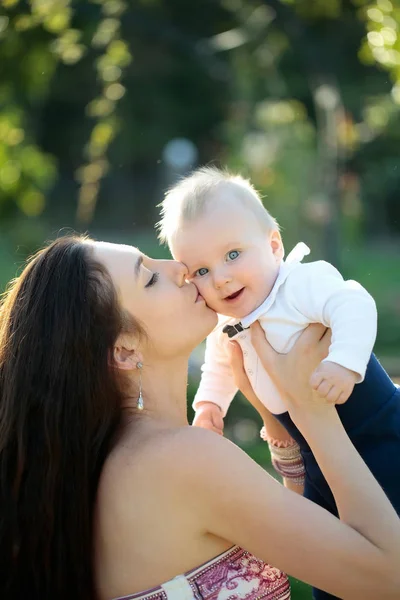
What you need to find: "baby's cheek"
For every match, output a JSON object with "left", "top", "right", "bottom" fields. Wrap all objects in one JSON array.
[{"left": 198, "top": 281, "right": 217, "bottom": 307}]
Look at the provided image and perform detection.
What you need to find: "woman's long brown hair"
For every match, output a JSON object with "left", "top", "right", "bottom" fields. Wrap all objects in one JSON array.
[{"left": 0, "top": 235, "right": 137, "bottom": 599}]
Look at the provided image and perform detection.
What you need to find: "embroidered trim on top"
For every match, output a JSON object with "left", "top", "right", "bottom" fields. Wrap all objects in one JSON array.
[{"left": 112, "top": 546, "right": 290, "bottom": 600}]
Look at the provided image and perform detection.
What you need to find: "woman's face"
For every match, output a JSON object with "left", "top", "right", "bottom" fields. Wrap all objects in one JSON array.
[{"left": 92, "top": 242, "right": 217, "bottom": 359}]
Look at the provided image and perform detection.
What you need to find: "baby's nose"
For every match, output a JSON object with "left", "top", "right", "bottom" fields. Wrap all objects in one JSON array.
[{"left": 213, "top": 269, "right": 232, "bottom": 289}]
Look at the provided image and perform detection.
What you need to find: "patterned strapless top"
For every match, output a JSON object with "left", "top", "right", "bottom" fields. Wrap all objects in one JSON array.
[{"left": 113, "top": 545, "right": 290, "bottom": 600}]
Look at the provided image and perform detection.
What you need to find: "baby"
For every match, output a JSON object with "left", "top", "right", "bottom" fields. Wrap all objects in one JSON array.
[
  {"left": 158, "top": 167, "right": 377, "bottom": 429},
  {"left": 157, "top": 166, "right": 400, "bottom": 600}
]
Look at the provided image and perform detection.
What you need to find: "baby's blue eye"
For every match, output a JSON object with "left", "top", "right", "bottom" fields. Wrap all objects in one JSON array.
[
  {"left": 227, "top": 250, "right": 240, "bottom": 261},
  {"left": 196, "top": 267, "right": 209, "bottom": 277}
]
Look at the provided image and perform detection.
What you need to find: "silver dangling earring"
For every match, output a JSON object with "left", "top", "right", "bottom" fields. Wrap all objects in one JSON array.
[{"left": 136, "top": 361, "right": 144, "bottom": 410}]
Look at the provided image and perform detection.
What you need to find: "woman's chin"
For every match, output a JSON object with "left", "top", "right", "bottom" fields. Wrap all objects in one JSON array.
[
  {"left": 206, "top": 306, "right": 218, "bottom": 328},
  {"left": 197, "top": 308, "right": 218, "bottom": 342}
]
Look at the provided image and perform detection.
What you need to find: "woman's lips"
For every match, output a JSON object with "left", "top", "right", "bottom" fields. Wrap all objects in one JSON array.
[{"left": 195, "top": 291, "right": 205, "bottom": 303}]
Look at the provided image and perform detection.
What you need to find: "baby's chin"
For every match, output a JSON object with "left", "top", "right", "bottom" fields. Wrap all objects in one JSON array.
[
  {"left": 213, "top": 299, "right": 262, "bottom": 320},
  {"left": 205, "top": 301, "right": 240, "bottom": 319}
]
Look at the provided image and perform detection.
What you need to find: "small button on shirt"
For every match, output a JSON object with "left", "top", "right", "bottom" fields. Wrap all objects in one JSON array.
[{"left": 193, "top": 243, "right": 377, "bottom": 416}]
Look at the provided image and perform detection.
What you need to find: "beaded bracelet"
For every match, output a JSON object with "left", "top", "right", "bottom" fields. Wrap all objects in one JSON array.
[{"left": 260, "top": 426, "right": 306, "bottom": 485}]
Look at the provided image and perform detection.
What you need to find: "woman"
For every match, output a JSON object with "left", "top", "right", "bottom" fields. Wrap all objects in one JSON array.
[{"left": 0, "top": 235, "right": 399, "bottom": 600}]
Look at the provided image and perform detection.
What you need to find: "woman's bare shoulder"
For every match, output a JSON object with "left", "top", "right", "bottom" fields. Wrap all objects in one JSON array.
[
  {"left": 151, "top": 425, "right": 244, "bottom": 468},
  {"left": 125, "top": 425, "right": 239, "bottom": 477},
  {"left": 99, "top": 425, "right": 237, "bottom": 491}
]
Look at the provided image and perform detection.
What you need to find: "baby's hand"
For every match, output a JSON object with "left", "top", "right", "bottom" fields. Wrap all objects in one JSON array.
[
  {"left": 310, "top": 361, "right": 358, "bottom": 404},
  {"left": 192, "top": 401, "right": 224, "bottom": 435}
]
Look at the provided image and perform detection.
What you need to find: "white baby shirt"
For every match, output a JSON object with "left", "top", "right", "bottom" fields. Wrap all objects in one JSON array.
[{"left": 193, "top": 243, "right": 377, "bottom": 415}]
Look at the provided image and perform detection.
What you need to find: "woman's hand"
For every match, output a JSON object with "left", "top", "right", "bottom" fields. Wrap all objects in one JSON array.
[
  {"left": 227, "top": 337, "right": 294, "bottom": 440},
  {"left": 227, "top": 330, "right": 306, "bottom": 496},
  {"left": 249, "top": 321, "right": 332, "bottom": 414}
]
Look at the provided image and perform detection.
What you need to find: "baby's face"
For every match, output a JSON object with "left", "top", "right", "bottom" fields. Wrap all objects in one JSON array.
[{"left": 171, "top": 200, "right": 284, "bottom": 319}]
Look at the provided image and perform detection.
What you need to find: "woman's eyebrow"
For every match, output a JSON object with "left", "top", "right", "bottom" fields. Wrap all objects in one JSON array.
[{"left": 134, "top": 255, "right": 143, "bottom": 279}]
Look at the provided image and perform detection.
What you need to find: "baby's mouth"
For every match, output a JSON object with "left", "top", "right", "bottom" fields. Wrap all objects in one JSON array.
[{"left": 224, "top": 288, "right": 245, "bottom": 301}]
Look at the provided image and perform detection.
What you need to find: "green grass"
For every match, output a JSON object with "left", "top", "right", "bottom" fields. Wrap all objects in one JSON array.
[{"left": 289, "top": 577, "right": 313, "bottom": 598}]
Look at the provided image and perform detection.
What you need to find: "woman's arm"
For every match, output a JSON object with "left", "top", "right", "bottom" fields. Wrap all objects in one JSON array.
[
  {"left": 251, "top": 321, "right": 400, "bottom": 566},
  {"left": 177, "top": 324, "right": 400, "bottom": 599},
  {"left": 182, "top": 424, "right": 399, "bottom": 599},
  {"left": 227, "top": 340, "right": 304, "bottom": 494}
]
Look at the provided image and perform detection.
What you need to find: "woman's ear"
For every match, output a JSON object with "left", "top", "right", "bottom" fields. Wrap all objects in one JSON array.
[
  {"left": 270, "top": 230, "right": 284, "bottom": 262},
  {"left": 111, "top": 335, "right": 143, "bottom": 371}
]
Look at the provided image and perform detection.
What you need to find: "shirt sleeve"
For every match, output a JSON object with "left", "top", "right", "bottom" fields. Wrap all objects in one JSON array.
[
  {"left": 285, "top": 261, "right": 377, "bottom": 381},
  {"left": 193, "top": 327, "right": 238, "bottom": 417}
]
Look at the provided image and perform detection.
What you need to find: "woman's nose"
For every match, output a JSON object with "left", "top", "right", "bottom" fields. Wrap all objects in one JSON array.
[{"left": 170, "top": 260, "right": 189, "bottom": 286}]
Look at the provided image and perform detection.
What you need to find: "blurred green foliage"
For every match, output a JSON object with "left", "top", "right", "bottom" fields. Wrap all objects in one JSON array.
[
  {"left": 0, "top": 0, "right": 132, "bottom": 223},
  {"left": 0, "top": 6, "right": 399, "bottom": 377},
  {"left": 1, "top": 0, "right": 400, "bottom": 235}
]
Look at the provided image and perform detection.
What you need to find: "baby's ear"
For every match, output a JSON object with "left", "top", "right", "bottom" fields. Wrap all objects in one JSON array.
[{"left": 270, "top": 230, "right": 284, "bottom": 261}]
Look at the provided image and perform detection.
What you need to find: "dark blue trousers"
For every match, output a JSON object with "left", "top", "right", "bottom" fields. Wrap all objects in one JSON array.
[{"left": 274, "top": 354, "right": 400, "bottom": 600}]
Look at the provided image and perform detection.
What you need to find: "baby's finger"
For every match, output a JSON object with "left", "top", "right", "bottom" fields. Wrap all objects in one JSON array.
[
  {"left": 309, "top": 370, "right": 324, "bottom": 390},
  {"left": 336, "top": 391, "right": 349, "bottom": 405},
  {"left": 192, "top": 416, "right": 213, "bottom": 430},
  {"left": 212, "top": 412, "right": 225, "bottom": 431},
  {"left": 316, "top": 380, "right": 333, "bottom": 398},
  {"left": 326, "top": 386, "right": 341, "bottom": 404},
  {"left": 209, "top": 425, "right": 224, "bottom": 435}
]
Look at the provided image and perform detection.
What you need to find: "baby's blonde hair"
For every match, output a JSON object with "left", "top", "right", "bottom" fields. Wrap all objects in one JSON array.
[{"left": 157, "top": 166, "right": 279, "bottom": 247}]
